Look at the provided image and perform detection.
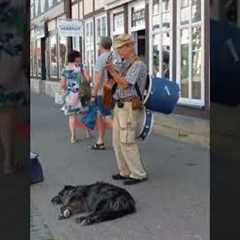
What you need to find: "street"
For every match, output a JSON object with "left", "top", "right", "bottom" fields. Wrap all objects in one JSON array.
[{"left": 31, "top": 94, "right": 209, "bottom": 240}]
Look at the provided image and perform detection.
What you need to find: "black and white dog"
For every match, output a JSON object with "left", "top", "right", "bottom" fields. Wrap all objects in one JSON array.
[{"left": 51, "top": 182, "right": 136, "bottom": 225}]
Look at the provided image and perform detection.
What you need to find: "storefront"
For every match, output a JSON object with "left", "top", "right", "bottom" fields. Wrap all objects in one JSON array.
[
  {"left": 149, "top": 0, "right": 206, "bottom": 108},
  {"left": 30, "top": 0, "right": 209, "bottom": 115}
]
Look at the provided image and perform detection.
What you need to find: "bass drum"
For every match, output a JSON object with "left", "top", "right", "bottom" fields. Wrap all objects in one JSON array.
[
  {"left": 143, "top": 77, "right": 180, "bottom": 114},
  {"left": 136, "top": 107, "right": 154, "bottom": 141}
]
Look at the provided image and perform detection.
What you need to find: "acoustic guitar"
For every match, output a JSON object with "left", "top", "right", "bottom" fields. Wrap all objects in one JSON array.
[
  {"left": 103, "top": 52, "right": 116, "bottom": 108},
  {"left": 103, "top": 54, "right": 139, "bottom": 109}
]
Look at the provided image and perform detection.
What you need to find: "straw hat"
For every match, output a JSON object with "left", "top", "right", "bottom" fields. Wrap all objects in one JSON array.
[{"left": 114, "top": 34, "right": 135, "bottom": 49}]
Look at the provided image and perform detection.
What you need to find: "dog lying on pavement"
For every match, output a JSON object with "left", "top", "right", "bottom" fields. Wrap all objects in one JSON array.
[{"left": 51, "top": 182, "right": 136, "bottom": 225}]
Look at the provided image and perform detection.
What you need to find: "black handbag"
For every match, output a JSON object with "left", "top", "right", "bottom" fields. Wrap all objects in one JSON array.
[{"left": 28, "top": 152, "right": 44, "bottom": 184}]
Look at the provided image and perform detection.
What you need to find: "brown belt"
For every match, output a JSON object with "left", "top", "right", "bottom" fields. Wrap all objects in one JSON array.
[{"left": 120, "top": 96, "right": 137, "bottom": 102}]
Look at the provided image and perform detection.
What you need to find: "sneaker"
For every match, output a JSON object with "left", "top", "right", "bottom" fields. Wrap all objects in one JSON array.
[
  {"left": 112, "top": 173, "right": 129, "bottom": 180},
  {"left": 123, "top": 177, "right": 148, "bottom": 185}
]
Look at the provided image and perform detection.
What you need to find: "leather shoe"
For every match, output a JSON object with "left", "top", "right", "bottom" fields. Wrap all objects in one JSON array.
[
  {"left": 112, "top": 173, "right": 129, "bottom": 180},
  {"left": 123, "top": 177, "right": 148, "bottom": 185}
]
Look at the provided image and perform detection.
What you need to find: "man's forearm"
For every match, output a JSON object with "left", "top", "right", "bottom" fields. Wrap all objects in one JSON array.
[{"left": 108, "top": 69, "right": 128, "bottom": 89}]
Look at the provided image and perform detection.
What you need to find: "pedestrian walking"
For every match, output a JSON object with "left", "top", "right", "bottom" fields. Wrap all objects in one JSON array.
[
  {"left": 59, "top": 50, "right": 91, "bottom": 144},
  {"left": 105, "top": 34, "right": 148, "bottom": 185},
  {"left": 91, "top": 37, "right": 113, "bottom": 150}
]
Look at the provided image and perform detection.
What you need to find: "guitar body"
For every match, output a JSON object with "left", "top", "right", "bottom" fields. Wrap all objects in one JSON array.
[{"left": 103, "top": 80, "right": 116, "bottom": 109}]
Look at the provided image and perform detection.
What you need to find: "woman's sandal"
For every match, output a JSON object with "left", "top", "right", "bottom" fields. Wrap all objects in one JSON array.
[
  {"left": 91, "top": 143, "right": 106, "bottom": 150},
  {"left": 70, "top": 137, "right": 78, "bottom": 144}
]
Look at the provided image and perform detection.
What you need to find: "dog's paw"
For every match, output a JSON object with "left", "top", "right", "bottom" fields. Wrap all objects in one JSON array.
[{"left": 75, "top": 217, "right": 89, "bottom": 226}]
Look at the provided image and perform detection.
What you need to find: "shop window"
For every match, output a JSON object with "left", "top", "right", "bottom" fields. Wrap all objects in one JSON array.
[
  {"left": 72, "top": 3, "right": 81, "bottom": 51},
  {"left": 151, "top": 0, "right": 172, "bottom": 79},
  {"left": 41, "top": 0, "right": 45, "bottom": 13},
  {"left": 49, "top": 35, "right": 58, "bottom": 79},
  {"left": 95, "top": 14, "right": 107, "bottom": 58},
  {"left": 112, "top": 12, "right": 124, "bottom": 36},
  {"left": 59, "top": 37, "right": 68, "bottom": 75},
  {"left": 177, "top": 0, "right": 204, "bottom": 104},
  {"left": 84, "top": 19, "right": 94, "bottom": 77},
  {"left": 36, "top": 39, "right": 42, "bottom": 78},
  {"left": 48, "top": 0, "right": 53, "bottom": 8},
  {"left": 30, "top": 41, "right": 36, "bottom": 77}
]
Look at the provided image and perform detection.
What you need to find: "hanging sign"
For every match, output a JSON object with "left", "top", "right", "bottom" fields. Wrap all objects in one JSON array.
[
  {"left": 57, "top": 19, "right": 82, "bottom": 37},
  {"left": 32, "top": 23, "right": 45, "bottom": 39}
]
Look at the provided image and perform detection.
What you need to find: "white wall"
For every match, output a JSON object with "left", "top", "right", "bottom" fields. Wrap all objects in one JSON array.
[
  {"left": 84, "top": 0, "right": 93, "bottom": 15},
  {"left": 95, "top": 0, "right": 105, "bottom": 10}
]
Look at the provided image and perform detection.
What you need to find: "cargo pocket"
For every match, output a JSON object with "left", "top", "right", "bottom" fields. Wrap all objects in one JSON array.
[
  {"left": 120, "top": 126, "right": 136, "bottom": 144},
  {"left": 118, "top": 103, "right": 137, "bottom": 144}
]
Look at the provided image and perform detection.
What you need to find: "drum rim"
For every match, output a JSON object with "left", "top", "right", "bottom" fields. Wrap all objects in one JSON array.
[
  {"left": 137, "top": 108, "right": 154, "bottom": 140},
  {"left": 143, "top": 75, "right": 153, "bottom": 104},
  {"left": 137, "top": 107, "right": 147, "bottom": 138},
  {"left": 143, "top": 109, "right": 154, "bottom": 140}
]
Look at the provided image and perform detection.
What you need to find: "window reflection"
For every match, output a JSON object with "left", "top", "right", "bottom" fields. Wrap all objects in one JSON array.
[
  {"left": 192, "top": 0, "right": 201, "bottom": 23},
  {"left": 162, "top": 0, "right": 170, "bottom": 29},
  {"left": 162, "top": 32, "right": 170, "bottom": 78},
  {"left": 152, "top": 34, "right": 160, "bottom": 77},
  {"left": 152, "top": 0, "right": 171, "bottom": 79},
  {"left": 49, "top": 36, "right": 58, "bottom": 78},
  {"left": 180, "top": 0, "right": 190, "bottom": 25},
  {"left": 180, "top": 28, "right": 189, "bottom": 98},
  {"left": 192, "top": 26, "right": 201, "bottom": 99},
  {"left": 59, "top": 37, "right": 67, "bottom": 74},
  {"left": 36, "top": 40, "right": 41, "bottom": 77}
]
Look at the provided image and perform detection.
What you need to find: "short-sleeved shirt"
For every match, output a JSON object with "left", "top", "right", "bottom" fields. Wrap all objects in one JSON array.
[
  {"left": 113, "top": 60, "right": 147, "bottom": 100},
  {"left": 94, "top": 52, "right": 111, "bottom": 96}
]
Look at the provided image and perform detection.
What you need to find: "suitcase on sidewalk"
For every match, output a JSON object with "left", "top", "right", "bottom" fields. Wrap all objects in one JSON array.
[{"left": 28, "top": 152, "right": 44, "bottom": 184}]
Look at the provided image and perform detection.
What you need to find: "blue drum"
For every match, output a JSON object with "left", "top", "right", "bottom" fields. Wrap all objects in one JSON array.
[
  {"left": 136, "top": 108, "right": 154, "bottom": 141},
  {"left": 144, "top": 77, "right": 180, "bottom": 114}
]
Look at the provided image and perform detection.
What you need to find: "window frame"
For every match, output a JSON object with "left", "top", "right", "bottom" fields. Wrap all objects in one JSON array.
[
  {"left": 176, "top": 0, "right": 205, "bottom": 107},
  {"left": 110, "top": 7, "right": 125, "bottom": 37},
  {"left": 149, "top": 0, "right": 173, "bottom": 81},
  {"left": 84, "top": 18, "right": 95, "bottom": 77},
  {"left": 95, "top": 13, "right": 108, "bottom": 60}
]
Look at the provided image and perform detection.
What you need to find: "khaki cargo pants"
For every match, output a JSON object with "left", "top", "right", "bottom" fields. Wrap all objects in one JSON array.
[{"left": 112, "top": 102, "right": 147, "bottom": 179}]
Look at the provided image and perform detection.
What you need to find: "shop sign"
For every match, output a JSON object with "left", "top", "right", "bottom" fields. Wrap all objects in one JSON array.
[
  {"left": 33, "top": 23, "right": 45, "bottom": 39},
  {"left": 57, "top": 19, "right": 82, "bottom": 37},
  {"left": 131, "top": 8, "right": 145, "bottom": 28}
]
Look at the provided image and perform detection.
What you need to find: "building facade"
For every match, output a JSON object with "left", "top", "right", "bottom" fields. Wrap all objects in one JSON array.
[{"left": 31, "top": 0, "right": 210, "bottom": 112}]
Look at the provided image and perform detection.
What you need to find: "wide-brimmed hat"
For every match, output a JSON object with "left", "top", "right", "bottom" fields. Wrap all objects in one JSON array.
[{"left": 114, "top": 34, "right": 135, "bottom": 49}]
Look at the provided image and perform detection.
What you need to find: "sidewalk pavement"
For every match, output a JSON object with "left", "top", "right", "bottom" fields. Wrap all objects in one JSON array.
[{"left": 31, "top": 94, "right": 209, "bottom": 240}]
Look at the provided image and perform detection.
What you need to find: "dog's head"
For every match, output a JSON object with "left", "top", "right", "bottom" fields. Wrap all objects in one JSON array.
[{"left": 51, "top": 185, "right": 76, "bottom": 205}]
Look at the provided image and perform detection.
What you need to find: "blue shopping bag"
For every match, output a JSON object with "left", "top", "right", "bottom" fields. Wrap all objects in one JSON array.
[{"left": 81, "top": 104, "right": 98, "bottom": 130}]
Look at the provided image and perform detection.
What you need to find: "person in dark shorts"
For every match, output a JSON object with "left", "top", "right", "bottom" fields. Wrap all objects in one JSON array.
[{"left": 91, "top": 37, "right": 113, "bottom": 150}]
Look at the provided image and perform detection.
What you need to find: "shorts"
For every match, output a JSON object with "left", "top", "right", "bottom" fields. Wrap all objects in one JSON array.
[{"left": 96, "top": 96, "right": 112, "bottom": 117}]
